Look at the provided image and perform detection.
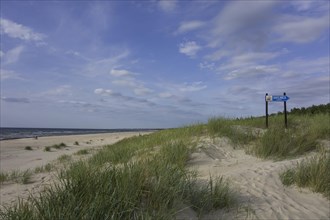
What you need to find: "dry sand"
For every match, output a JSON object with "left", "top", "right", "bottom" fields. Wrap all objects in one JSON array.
[
  {"left": 177, "top": 137, "right": 330, "bottom": 220},
  {"left": 1, "top": 133, "right": 329, "bottom": 219},
  {"left": 0, "top": 131, "right": 152, "bottom": 207}
]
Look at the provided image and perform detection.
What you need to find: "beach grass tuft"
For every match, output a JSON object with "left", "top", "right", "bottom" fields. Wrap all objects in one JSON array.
[
  {"left": 44, "top": 146, "right": 51, "bottom": 152},
  {"left": 24, "top": 146, "right": 33, "bottom": 151},
  {"left": 75, "top": 149, "right": 89, "bottom": 155},
  {"left": 57, "top": 154, "right": 72, "bottom": 163},
  {"left": 280, "top": 153, "right": 330, "bottom": 199},
  {"left": 0, "top": 170, "right": 33, "bottom": 184},
  {"left": 0, "top": 172, "right": 9, "bottom": 183}
]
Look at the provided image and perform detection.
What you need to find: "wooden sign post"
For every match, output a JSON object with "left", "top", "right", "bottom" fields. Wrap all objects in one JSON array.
[{"left": 265, "top": 92, "right": 290, "bottom": 128}]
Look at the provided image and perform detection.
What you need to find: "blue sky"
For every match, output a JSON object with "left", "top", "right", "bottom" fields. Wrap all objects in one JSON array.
[{"left": 0, "top": 1, "right": 329, "bottom": 129}]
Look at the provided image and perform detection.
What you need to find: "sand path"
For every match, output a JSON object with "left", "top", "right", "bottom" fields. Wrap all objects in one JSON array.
[{"left": 183, "top": 137, "right": 330, "bottom": 219}]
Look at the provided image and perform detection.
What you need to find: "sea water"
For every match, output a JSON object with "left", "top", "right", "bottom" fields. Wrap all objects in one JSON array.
[{"left": 0, "top": 127, "right": 157, "bottom": 140}]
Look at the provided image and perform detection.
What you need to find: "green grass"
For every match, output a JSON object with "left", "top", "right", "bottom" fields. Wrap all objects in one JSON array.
[
  {"left": 75, "top": 149, "right": 89, "bottom": 155},
  {"left": 0, "top": 172, "right": 9, "bottom": 183},
  {"left": 44, "top": 146, "right": 51, "bottom": 152},
  {"left": 24, "top": 146, "right": 33, "bottom": 151},
  {"left": 0, "top": 170, "right": 33, "bottom": 184},
  {"left": 207, "top": 117, "right": 257, "bottom": 146},
  {"left": 251, "top": 114, "right": 329, "bottom": 159},
  {"left": 52, "top": 143, "right": 67, "bottom": 149},
  {"left": 0, "top": 126, "right": 233, "bottom": 219},
  {"left": 208, "top": 114, "right": 329, "bottom": 159},
  {"left": 57, "top": 154, "right": 72, "bottom": 163},
  {"left": 44, "top": 143, "right": 68, "bottom": 152},
  {"left": 280, "top": 153, "right": 330, "bottom": 199},
  {"left": 74, "top": 141, "right": 79, "bottom": 145},
  {"left": 1, "top": 113, "right": 328, "bottom": 218},
  {"left": 34, "top": 163, "right": 54, "bottom": 173}
]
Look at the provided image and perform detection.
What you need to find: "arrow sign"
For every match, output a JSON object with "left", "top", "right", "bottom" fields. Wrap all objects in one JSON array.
[{"left": 266, "top": 95, "right": 290, "bottom": 102}]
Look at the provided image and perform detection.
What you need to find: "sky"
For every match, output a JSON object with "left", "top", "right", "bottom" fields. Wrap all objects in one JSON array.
[{"left": 0, "top": 0, "right": 329, "bottom": 129}]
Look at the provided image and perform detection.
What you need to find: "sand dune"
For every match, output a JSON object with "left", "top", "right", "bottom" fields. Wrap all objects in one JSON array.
[
  {"left": 182, "top": 137, "right": 330, "bottom": 219},
  {"left": 1, "top": 134, "right": 329, "bottom": 219}
]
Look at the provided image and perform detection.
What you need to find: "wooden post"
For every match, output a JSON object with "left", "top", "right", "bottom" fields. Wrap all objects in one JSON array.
[
  {"left": 284, "top": 92, "right": 287, "bottom": 128},
  {"left": 265, "top": 93, "right": 269, "bottom": 128}
]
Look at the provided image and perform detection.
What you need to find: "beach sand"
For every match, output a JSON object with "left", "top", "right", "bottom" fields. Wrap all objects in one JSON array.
[
  {"left": 0, "top": 131, "right": 152, "bottom": 207},
  {"left": 177, "top": 137, "right": 330, "bottom": 219},
  {"left": 1, "top": 133, "right": 329, "bottom": 219}
]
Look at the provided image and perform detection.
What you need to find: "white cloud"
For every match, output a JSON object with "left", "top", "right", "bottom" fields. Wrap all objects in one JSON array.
[
  {"left": 209, "top": 1, "right": 277, "bottom": 48},
  {"left": 180, "top": 82, "right": 207, "bottom": 92},
  {"left": 205, "top": 50, "right": 230, "bottom": 61},
  {"left": 291, "top": 1, "right": 313, "bottom": 11},
  {"left": 82, "top": 50, "right": 130, "bottom": 77},
  {"left": 94, "top": 88, "right": 114, "bottom": 96},
  {"left": 176, "top": 20, "right": 205, "bottom": 34},
  {"left": 285, "top": 57, "right": 329, "bottom": 74},
  {"left": 199, "top": 62, "right": 215, "bottom": 71},
  {"left": 290, "top": 1, "right": 329, "bottom": 12},
  {"left": 224, "top": 65, "right": 278, "bottom": 80},
  {"left": 158, "top": 0, "right": 177, "bottom": 13},
  {"left": 110, "top": 68, "right": 135, "bottom": 77},
  {"left": 159, "top": 92, "right": 173, "bottom": 98},
  {"left": 112, "top": 79, "right": 136, "bottom": 87},
  {"left": 44, "top": 85, "right": 72, "bottom": 96},
  {"left": 216, "top": 51, "right": 280, "bottom": 73},
  {"left": 3, "top": 46, "right": 24, "bottom": 65},
  {"left": 134, "top": 87, "right": 153, "bottom": 96},
  {"left": 0, "top": 18, "right": 46, "bottom": 42},
  {"left": 273, "top": 15, "right": 329, "bottom": 43},
  {"left": 0, "top": 69, "right": 24, "bottom": 81},
  {"left": 179, "top": 41, "right": 201, "bottom": 57}
]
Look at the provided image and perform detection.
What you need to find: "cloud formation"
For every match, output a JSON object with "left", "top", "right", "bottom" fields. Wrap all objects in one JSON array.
[
  {"left": 179, "top": 41, "right": 201, "bottom": 57},
  {"left": 158, "top": 0, "right": 177, "bottom": 13},
  {"left": 0, "top": 18, "right": 46, "bottom": 42},
  {"left": 175, "top": 20, "right": 205, "bottom": 34},
  {"left": 273, "top": 15, "right": 329, "bottom": 43},
  {"left": 2, "top": 46, "right": 25, "bottom": 65}
]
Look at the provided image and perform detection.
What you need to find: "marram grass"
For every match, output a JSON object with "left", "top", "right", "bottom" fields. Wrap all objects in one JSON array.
[
  {"left": 0, "top": 126, "right": 234, "bottom": 219},
  {"left": 280, "top": 153, "right": 330, "bottom": 199}
]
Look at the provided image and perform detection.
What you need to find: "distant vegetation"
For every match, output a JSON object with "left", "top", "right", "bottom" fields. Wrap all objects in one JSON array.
[
  {"left": 289, "top": 103, "right": 330, "bottom": 115},
  {"left": 270, "top": 103, "right": 330, "bottom": 116}
]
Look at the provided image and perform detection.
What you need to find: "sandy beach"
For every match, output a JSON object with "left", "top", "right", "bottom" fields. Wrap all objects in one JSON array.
[
  {"left": 1, "top": 133, "right": 329, "bottom": 219},
  {"left": 0, "top": 131, "right": 153, "bottom": 207}
]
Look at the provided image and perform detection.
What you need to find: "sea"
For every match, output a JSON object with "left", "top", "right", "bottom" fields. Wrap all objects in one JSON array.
[{"left": 0, "top": 127, "right": 159, "bottom": 141}]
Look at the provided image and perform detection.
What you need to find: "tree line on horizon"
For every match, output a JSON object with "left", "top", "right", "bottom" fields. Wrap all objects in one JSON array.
[{"left": 279, "top": 103, "right": 330, "bottom": 116}]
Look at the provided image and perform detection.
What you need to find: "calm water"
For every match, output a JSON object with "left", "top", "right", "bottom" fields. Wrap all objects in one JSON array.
[{"left": 0, "top": 127, "right": 158, "bottom": 140}]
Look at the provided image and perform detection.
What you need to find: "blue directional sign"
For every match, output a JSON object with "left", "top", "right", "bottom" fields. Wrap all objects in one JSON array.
[{"left": 266, "top": 95, "right": 290, "bottom": 102}]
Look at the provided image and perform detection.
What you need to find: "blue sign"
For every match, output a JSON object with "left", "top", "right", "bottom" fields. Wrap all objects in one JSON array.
[{"left": 266, "top": 95, "right": 290, "bottom": 102}]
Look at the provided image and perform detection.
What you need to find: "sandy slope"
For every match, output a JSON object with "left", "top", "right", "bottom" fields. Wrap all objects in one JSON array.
[
  {"left": 179, "top": 137, "right": 330, "bottom": 220},
  {"left": 0, "top": 132, "right": 152, "bottom": 207}
]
